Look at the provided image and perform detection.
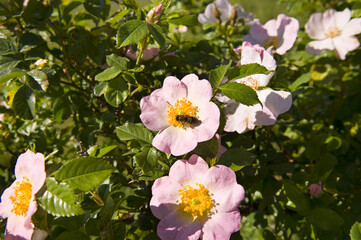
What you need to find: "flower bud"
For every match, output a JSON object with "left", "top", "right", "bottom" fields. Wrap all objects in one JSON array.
[
  {"left": 146, "top": 4, "right": 162, "bottom": 23},
  {"left": 309, "top": 183, "right": 322, "bottom": 198}
]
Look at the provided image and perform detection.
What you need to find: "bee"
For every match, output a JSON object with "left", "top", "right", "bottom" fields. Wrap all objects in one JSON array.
[{"left": 176, "top": 114, "right": 199, "bottom": 125}]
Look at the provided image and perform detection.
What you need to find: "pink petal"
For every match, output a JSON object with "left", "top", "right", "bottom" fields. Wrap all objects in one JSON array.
[
  {"left": 203, "top": 165, "right": 245, "bottom": 212},
  {"left": 142, "top": 48, "right": 161, "bottom": 61},
  {"left": 192, "top": 101, "right": 220, "bottom": 142},
  {"left": 305, "top": 39, "right": 334, "bottom": 55},
  {"left": 201, "top": 211, "right": 241, "bottom": 240},
  {"left": 240, "top": 46, "right": 262, "bottom": 65},
  {"left": 224, "top": 101, "right": 261, "bottom": 134},
  {"left": 305, "top": 12, "right": 326, "bottom": 40},
  {"left": 263, "top": 19, "right": 278, "bottom": 36},
  {"left": 255, "top": 89, "right": 292, "bottom": 126},
  {"left": 181, "top": 74, "right": 212, "bottom": 105},
  {"left": 15, "top": 150, "right": 46, "bottom": 194},
  {"left": 152, "top": 127, "right": 197, "bottom": 156},
  {"left": 140, "top": 94, "right": 169, "bottom": 131},
  {"left": 150, "top": 176, "right": 182, "bottom": 219},
  {"left": 333, "top": 36, "right": 360, "bottom": 60},
  {"left": 198, "top": 3, "right": 216, "bottom": 24},
  {"left": 334, "top": 8, "right": 351, "bottom": 30},
  {"left": 216, "top": 0, "right": 233, "bottom": 22},
  {"left": 0, "top": 183, "right": 16, "bottom": 219},
  {"left": 275, "top": 14, "right": 299, "bottom": 55},
  {"left": 248, "top": 23, "right": 268, "bottom": 44},
  {"left": 168, "top": 156, "right": 209, "bottom": 187},
  {"left": 157, "top": 211, "right": 202, "bottom": 240},
  {"left": 343, "top": 18, "right": 361, "bottom": 36},
  {"left": 162, "top": 76, "right": 187, "bottom": 105}
]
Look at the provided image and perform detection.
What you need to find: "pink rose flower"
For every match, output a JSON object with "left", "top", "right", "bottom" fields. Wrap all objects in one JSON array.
[
  {"left": 140, "top": 74, "right": 220, "bottom": 156},
  {"left": 218, "top": 43, "right": 292, "bottom": 134},
  {"left": 244, "top": 14, "right": 299, "bottom": 55},
  {"left": 198, "top": 0, "right": 257, "bottom": 25},
  {"left": 0, "top": 150, "right": 46, "bottom": 240},
  {"left": 125, "top": 46, "right": 161, "bottom": 61},
  {"left": 150, "top": 155, "right": 245, "bottom": 239},
  {"left": 309, "top": 183, "right": 322, "bottom": 198},
  {"left": 305, "top": 8, "right": 361, "bottom": 60}
]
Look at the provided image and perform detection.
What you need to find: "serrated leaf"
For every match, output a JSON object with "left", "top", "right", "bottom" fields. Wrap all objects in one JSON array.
[
  {"left": 134, "top": 146, "right": 158, "bottom": 173},
  {"left": 219, "top": 82, "right": 260, "bottom": 106},
  {"left": 104, "top": 77, "right": 128, "bottom": 106},
  {"left": 95, "top": 66, "right": 122, "bottom": 81},
  {"left": 97, "top": 145, "right": 117, "bottom": 157},
  {"left": 289, "top": 72, "right": 311, "bottom": 92},
  {"left": 55, "top": 157, "right": 116, "bottom": 192},
  {"left": 227, "top": 63, "right": 271, "bottom": 80},
  {"left": 306, "top": 208, "right": 344, "bottom": 231},
  {"left": 209, "top": 62, "right": 231, "bottom": 90},
  {"left": 83, "top": 0, "right": 109, "bottom": 20},
  {"left": 27, "top": 70, "right": 49, "bottom": 91},
  {"left": 39, "top": 178, "right": 85, "bottom": 217},
  {"left": 53, "top": 96, "right": 72, "bottom": 122},
  {"left": 0, "top": 68, "right": 26, "bottom": 85},
  {"left": 283, "top": 180, "right": 310, "bottom": 215},
  {"left": 94, "top": 81, "right": 108, "bottom": 96},
  {"left": 106, "top": 54, "right": 129, "bottom": 70},
  {"left": 0, "top": 38, "right": 17, "bottom": 55},
  {"left": 350, "top": 222, "right": 361, "bottom": 240},
  {"left": 218, "top": 148, "right": 255, "bottom": 171},
  {"left": 116, "top": 20, "right": 148, "bottom": 48},
  {"left": 116, "top": 122, "right": 153, "bottom": 144},
  {"left": 0, "top": 55, "right": 21, "bottom": 70},
  {"left": 148, "top": 23, "right": 165, "bottom": 48},
  {"left": 169, "top": 15, "right": 198, "bottom": 26},
  {"left": 12, "top": 85, "right": 35, "bottom": 119},
  {"left": 191, "top": 136, "right": 218, "bottom": 159}
]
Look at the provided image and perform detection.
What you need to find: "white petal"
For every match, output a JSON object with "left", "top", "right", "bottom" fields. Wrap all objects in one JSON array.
[
  {"left": 334, "top": 8, "right": 351, "bottom": 30},
  {"left": 342, "top": 18, "right": 361, "bottom": 37},
  {"left": 216, "top": 0, "right": 233, "bottom": 22},
  {"left": 322, "top": 9, "right": 338, "bottom": 32},
  {"left": 240, "top": 46, "right": 262, "bottom": 65},
  {"left": 333, "top": 36, "right": 360, "bottom": 60},
  {"left": 198, "top": 3, "right": 216, "bottom": 24},
  {"left": 305, "top": 39, "right": 334, "bottom": 55},
  {"left": 305, "top": 12, "right": 326, "bottom": 40}
]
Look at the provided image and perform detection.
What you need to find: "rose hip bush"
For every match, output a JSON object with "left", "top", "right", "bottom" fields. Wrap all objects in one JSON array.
[{"left": 1, "top": 0, "right": 361, "bottom": 239}]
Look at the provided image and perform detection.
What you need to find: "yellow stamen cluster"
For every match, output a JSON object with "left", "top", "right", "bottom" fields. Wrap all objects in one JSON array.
[
  {"left": 177, "top": 183, "right": 214, "bottom": 220},
  {"left": 9, "top": 176, "right": 32, "bottom": 216},
  {"left": 264, "top": 36, "right": 279, "bottom": 50},
  {"left": 167, "top": 98, "right": 198, "bottom": 128},
  {"left": 325, "top": 27, "right": 341, "bottom": 38},
  {"left": 240, "top": 77, "right": 259, "bottom": 90}
]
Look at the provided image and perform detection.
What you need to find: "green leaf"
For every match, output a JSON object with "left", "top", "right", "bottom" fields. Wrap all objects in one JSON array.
[
  {"left": 83, "top": 0, "right": 109, "bottom": 20},
  {"left": 227, "top": 63, "right": 271, "bottom": 80},
  {"left": 0, "top": 68, "right": 26, "bottom": 85},
  {"left": 53, "top": 96, "right": 72, "bottom": 122},
  {"left": 116, "top": 122, "right": 153, "bottom": 144},
  {"left": 97, "top": 145, "right": 117, "bottom": 157},
  {"left": 0, "top": 38, "right": 17, "bottom": 55},
  {"left": 27, "top": 70, "right": 49, "bottom": 91},
  {"left": 219, "top": 82, "right": 260, "bottom": 106},
  {"left": 209, "top": 62, "right": 231, "bottom": 90},
  {"left": 12, "top": 85, "right": 35, "bottom": 119},
  {"left": 106, "top": 54, "right": 129, "bottom": 70},
  {"left": 148, "top": 23, "right": 165, "bottom": 48},
  {"left": 104, "top": 77, "right": 128, "bottom": 106},
  {"left": 191, "top": 136, "right": 218, "bottom": 159},
  {"left": 94, "top": 81, "right": 108, "bottom": 96},
  {"left": 218, "top": 148, "right": 255, "bottom": 171},
  {"left": 169, "top": 15, "right": 198, "bottom": 26},
  {"left": 55, "top": 157, "right": 116, "bottom": 192},
  {"left": 95, "top": 67, "right": 122, "bottom": 81},
  {"left": 56, "top": 231, "right": 90, "bottom": 240},
  {"left": 39, "top": 178, "right": 85, "bottom": 217},
  {"left": 306, "top": 208, "right": 344, "bottom": 231},
  {"left": 116, "top": 20, "right": 148, "bottom": 48},
  {"left": 283, "top": 180, "right": 310, "bottom": 215},
  {"left": 350, "top": 222, "right": 361, "bottom": 240},
  {"left": 134, "top": 146, "right": 159, "bottom": 173},
  {"left": 0, "top": 55, "right": 22, "bottom": 70},
  {"left": 289, "top": 72, "right": 311, "bottom": 92}
]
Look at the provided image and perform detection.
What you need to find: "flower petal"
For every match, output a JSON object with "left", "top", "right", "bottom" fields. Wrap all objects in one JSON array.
[
  {"left": 343, "top": 18, "right": 361, "bottom": 36},
  {"left": 240, "top": 46, "right": 262, "bottom": 65},
  {"left": 192, "top": 101, "right": 220, "bottom": 142},
  {"left": 203, "top": 165, "right": 245, "bottom": 212},
  {"left": 333, "top": 36, "right": 360, "bottom": 60},
  {"left": 15, "top": 150, "right": 46, "bottom": 194},
  {"left": 198, "top": 3, "right": 216, "bottom": 24},
  {"left": 152, "top": 127, "right": 197, "bottom": 156},
  {"left": 216, "top": 0, "right": 233, "bottom": 22},
  {"left": 201, "top": 211, "right": 241, "bottom": 240},
  {"left": 162, "top": 76, "right": 187, "bottom": 105},
  {"left": 157, "top": 211, "right": 202, "bottom": 240},
  {"left": 181, "top": 74, "right": 212, "bottom": 105},
  {"left": 168, "top": 155, "right": 209, "bottom": 186},
  {"left": 322, "top": 9, "right": 338, "bottom": 33},
  {"left": 305, "top": 12, "right": 326, "bottom": 40},
  {"left": 150, "top": 176, "right": 182, "bottom": 219},
  {"left": 305, "top": 39, "right": 334, "bottom": 55},
  {"left": 263, "top": 19, "right": 278, "bottom": 36},
  {"left": 0, "top": 183, "right": 16, "bottom": 219},
  {"left": 255, "top": 89, "right": 292, "bottom": 126},
  {"left": 248, "top": 23, "right": 269, "bottom": 44},
  {"left": 140, "top": 94, "right": 169, "bottom": 131},
  {"left": 334, "top": 8, "right": 351, "bottom": 30},
  {"left": 275, "top": 14, "right": 299, "bottom": 55}
]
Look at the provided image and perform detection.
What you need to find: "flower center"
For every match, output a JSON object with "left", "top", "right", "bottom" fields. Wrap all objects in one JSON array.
[
  {"left": 167, "top": 98, "right": 198, "bottom": 128},
  {"left": 239, "top": 77, "right": 259, "bottom": 90},
  {"left": 9, "top": 176, "right": 33, "bottom": 216},
  {"left": 176, "top": 183, "right": 214, "bottom": 220},
  {"left": 325, "top": 27, "right": 341, "bottom": 38},
  {"left": 264, "top": 36, "right": 279, "bottom": 50}
]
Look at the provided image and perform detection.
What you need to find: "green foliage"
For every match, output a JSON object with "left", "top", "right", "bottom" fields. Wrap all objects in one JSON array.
[{"left": 219, "top": 82, "right": 261, "bottom": 106}]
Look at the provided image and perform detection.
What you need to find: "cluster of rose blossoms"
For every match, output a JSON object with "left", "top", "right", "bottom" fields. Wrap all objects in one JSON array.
[{"left": 1, "top": 1, "right": 361, "bottom": 240}]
